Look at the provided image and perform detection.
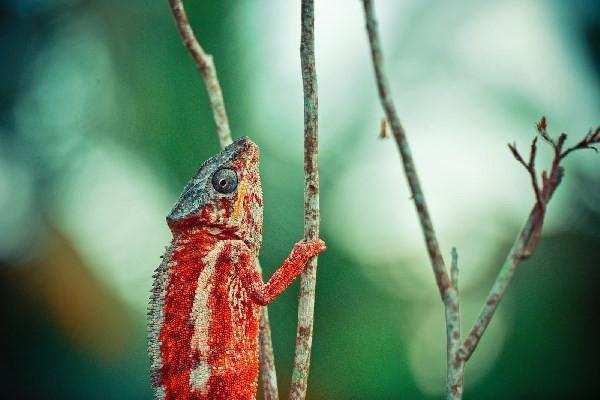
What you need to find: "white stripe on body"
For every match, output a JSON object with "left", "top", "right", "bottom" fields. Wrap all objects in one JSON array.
[{"left": 189, "top": 243, "right": 222, "bottom": 393}]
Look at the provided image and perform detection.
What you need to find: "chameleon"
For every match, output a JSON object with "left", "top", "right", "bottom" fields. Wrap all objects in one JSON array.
[{"left": 148, "top": 136, "right": 326, "bottom": 400}]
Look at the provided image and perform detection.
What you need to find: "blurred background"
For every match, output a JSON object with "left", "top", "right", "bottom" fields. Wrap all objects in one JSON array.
[{"left": 1, "top": 0, "right": 599, "bottom": 399}]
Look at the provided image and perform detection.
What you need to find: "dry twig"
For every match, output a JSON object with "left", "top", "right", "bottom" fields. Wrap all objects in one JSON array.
[
  {"left": 362, "top": 0, "right": 451, "bottom": 301},
  {"left": 362, "top": 1, "right": 462, "bottom": 397},
  {"left": 459, "top": 118, "right": 600, "bottom": 364},
  {"left": 167, "top": 0, "right": 231, "bottom": 147},
  {"left": 361, "top": 1, "right": 599, "bottom": 399},
  {"left": 289, "top": 1, "right": 321, "bottom": 399},
  {"left": 167, "top": 1, "right": 279, "bottom": 398},
  {"left": 446, "top": 248, "right": 462, "bottom": 397}
]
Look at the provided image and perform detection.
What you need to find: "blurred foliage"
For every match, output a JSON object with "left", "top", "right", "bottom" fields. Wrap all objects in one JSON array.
[{"left": 1, "top": 1, "right": 599, "bottom": 399}]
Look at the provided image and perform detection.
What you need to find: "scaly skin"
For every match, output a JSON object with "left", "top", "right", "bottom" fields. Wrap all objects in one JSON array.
[{"left": 148, "top": 137, "right": 325, "bottom": 400}]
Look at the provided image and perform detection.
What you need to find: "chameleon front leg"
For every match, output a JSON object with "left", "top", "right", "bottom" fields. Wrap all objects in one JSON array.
[{"left": 227, "top": 239, "right": 326, "bottom": 306}]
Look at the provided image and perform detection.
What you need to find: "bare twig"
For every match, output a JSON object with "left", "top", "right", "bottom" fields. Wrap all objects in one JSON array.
[
  {"left": 560, "top": 126, "right": 600, "bottom": 159},
  {"left": 361, "top": 0, "right": 451, "bottom": 300},
  {"left": 168, "top": 0, "right": 232, "bottom": 147},
  {"left": 508, "top": 137, "right": 543, "bottom": 207},
  {"left": 289, "top": 1, "right": 321, "bottom": 399},
  {"left": 361, "top": 1, "right": 599, "bottom": 398},
  {"left": 458, "top": 118, "right": 598, "bottom": 364},
  {"left": 361, "top": 2, "right": 470, "bottom": 398},
  {"left": 446, "top": 248, "right": 463, "bottom": 400},
  {"left": 167, "top": 2, "right": 279, "bottom": 398}
]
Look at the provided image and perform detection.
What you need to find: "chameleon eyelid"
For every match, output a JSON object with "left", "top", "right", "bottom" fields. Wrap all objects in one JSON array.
[{"left": 211, "top": 168, "right": 238, "bottom": 194}]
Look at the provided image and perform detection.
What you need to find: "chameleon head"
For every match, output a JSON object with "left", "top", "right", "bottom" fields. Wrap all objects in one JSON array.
[{"left": 166, "top": 136, "right": 263, "bottom": 251}]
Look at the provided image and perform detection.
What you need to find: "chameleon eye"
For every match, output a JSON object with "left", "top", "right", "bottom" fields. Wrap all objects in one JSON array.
[{"left": 211, "top": 168, "right": 238, "bottom": 194}]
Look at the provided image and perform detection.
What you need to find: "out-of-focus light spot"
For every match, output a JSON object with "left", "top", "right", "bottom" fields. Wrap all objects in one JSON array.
[
  {"left": 324, "top": 83, "right": 534, "bottom": 295},
  {"left": 236, "top": 0, "right": 400, "bottom": 159},
  {"left": 13, "top": 11, "right": 172, "bottom": 311},
  {"left": 0, "top": 137, "right": 39, "bottom": 264},
  {"left": 4, "top": 0, "right": 75, "bottom": 16},
  {"left": 454, "top": 0, "right": 599, "bottom": 124},
  {"left": 50, "top": 144, "right": 172, "bottom": 311},
  {"left": 15, "top": 12, "right": 119, "bottom": 175},
  {"left": 407, "top": 300, "right": 509, "bottom": 395}
]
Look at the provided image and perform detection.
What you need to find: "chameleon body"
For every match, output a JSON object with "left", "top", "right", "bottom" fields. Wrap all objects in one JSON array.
[{"left": 148, "top": 137, "right": 325, "bottom": 400}]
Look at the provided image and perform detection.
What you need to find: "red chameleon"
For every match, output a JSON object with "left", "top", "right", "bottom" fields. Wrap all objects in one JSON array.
[{"left": 148, "top": 137, "right": 326, "bottom": 400}]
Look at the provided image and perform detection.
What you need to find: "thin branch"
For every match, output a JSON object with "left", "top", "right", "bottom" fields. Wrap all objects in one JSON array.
[
  {"left": 361, "top": 2, "right": 599, "bottom": 394},
  {"left": 168, "top": 0, "right": 232, "bottom": 147},
  {"left": 446, "top": 248, "right": 463, "bottom": 400},
  {"left": 508, "top": 138, "right": 543, "bottom": 207},
  {"left": 457, "top": 198, "right": 550, "bottom": 362},
  {"left": 167, "top": 1, "right": 279, "bottom": 398},
  {"left": 458, "top": 118, "right": 597, "bottom": 363},
  {"left": 361, "top": 3, "right": 470, "bottom": 398},
  {"left": 560, "top": 126, "right": 600, "bottom": 159},
  {"left": 361, "top": 0, "right": 451, "bottom": 301},
  {"left": 289, "top": 1, "right": 320, "bottom": 399}
]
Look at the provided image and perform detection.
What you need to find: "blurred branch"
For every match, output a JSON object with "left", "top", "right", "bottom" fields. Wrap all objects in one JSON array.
[
  {"left": 289, "top": 1, "right": 321, "bottom": 399},
  {"left": 458, "top": 118, "right": 599, "bottom": 363},
  {"left": 167, "top": 0, "right": 232, "bottom": 147},
  {"left": 361, "top": 1, "right": 460, "bottom": 398},
  {"left": 167, "top": 2, "right": 279, "bottom": 399},
  {"left": 361, "top": 1, "right": 599, "bottom": 398},
  {"left": 446, "top": 248, "right": 462, "bottom": 399},
  {"left": 361, "top": 0, "right": 451, "bottom": 301}
]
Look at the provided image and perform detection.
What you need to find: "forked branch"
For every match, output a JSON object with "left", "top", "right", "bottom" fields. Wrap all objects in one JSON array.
[
  {"left": 360, "top": 1, "right": 599, "bottom": 399},
  {"left": 449, "top": 118, "right": 599, "bottom": 399},
  {"left": 459, "top": 118, "right": 600, "bottom": 363}
]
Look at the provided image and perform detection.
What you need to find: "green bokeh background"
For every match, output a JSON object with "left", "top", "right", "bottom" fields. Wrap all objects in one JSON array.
[{"left": 1, "top": 1, "right": 599, "bottom": 399}]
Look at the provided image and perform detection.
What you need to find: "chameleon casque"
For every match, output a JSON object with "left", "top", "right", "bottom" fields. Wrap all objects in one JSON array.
[{"left": 148, "top": 137, "right": 326, "bottom": 400}]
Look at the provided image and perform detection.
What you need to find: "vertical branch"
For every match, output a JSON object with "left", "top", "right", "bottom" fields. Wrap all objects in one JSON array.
[
  {"left": 166, "top": 1, "right": 279, "bottom": 398},
  {"left": 446, "top": 248, "right": 463, "bottom": 400},
  {"left": 361, "top": 0, "right": 451, "bottom": 300},
  {"left": 450, "top": 248, "right": 459, "bottom": 289},
  {"left": 361, "top": 0, "right": 459, "bottom": 395},
  {"left": 289, "top": 0, "right": 320, "bottom": 399}
]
